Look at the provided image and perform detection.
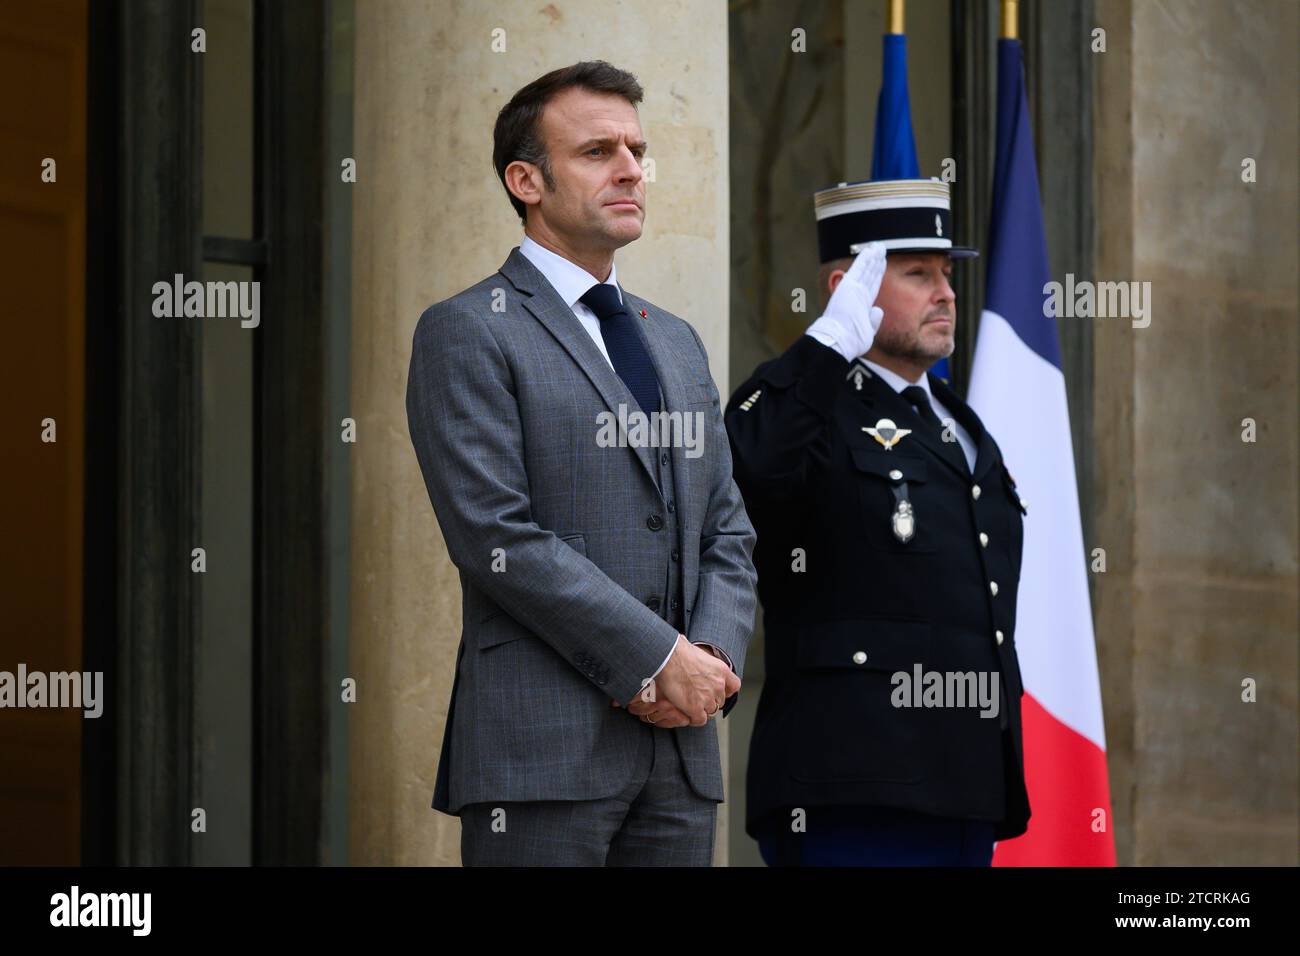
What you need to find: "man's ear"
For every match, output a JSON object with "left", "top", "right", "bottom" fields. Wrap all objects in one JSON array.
[
  {"left": 827, "top": 269, "right": 847, "bottom": 295},
  {"left": 504, "top": 159, "right": 544, "bottom": 211}
]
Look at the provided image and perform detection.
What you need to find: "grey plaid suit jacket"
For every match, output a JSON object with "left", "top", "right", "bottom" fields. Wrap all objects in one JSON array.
[{"left": 405, "top": 247, "right": 758, "bottom": 815}]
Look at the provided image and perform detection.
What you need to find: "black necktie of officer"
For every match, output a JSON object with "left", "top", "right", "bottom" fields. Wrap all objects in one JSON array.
[
  {"left": 900, "top": 385, "right": 943, "bottom": 431},
  {"left": 580, "top": 283, "right": 662, "bottom": 415},
  {"left": 902, "top": 384, "right": 968, "bottom": 474}
]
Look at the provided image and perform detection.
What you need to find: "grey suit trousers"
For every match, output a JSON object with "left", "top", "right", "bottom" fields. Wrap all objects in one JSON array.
[{"left": 459, "top": 721, "right": 716, "bottom": 867}]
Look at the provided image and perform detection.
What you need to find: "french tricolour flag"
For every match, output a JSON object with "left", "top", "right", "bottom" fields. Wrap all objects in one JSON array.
[{"left": 968, "top": 37, "right": 1116, "bottom": 866}]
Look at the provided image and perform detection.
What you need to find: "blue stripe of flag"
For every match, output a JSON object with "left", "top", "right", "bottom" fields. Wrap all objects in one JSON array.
[
  {"left": 871, "top": 34, "right": 920, "bottom": 180},
  {"left": 984, "top": 38, "right": 1062, "bottom": 371},
  {"left": 870, "top": 33, "right": 950, "bottom": 381}
]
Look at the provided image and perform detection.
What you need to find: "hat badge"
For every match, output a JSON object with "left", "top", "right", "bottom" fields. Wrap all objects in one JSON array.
[{"left": 863, "top": 418, "right": 911, "bottom": 451}]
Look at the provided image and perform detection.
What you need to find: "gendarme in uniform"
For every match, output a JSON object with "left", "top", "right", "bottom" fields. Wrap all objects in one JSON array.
[{"left": 725, "top": 179, "right": 1031, "bottom": 865}]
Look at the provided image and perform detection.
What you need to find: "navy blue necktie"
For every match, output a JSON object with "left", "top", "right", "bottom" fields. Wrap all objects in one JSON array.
[{"left": 580, "top": 283, "right": 662, "bottom": 415}]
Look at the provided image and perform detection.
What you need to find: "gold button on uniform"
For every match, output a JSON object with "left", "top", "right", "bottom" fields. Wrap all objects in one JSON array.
[
  {"left": 889, "top": 469, "right": 903, "bottom": 480},
  {"left": 996, "top": 630, "right": 1004, "bottom": 645},
  {"left": 972, "top": 485, "right": 981, "bottom": 500},
  {"left": 852, "top": 651, "right": 867, "bottom": 665},
  {"left": 979, "top": 532, "right": 989, "bottom": 547},
  {"left": 989, "top": 581, "right": 999, "bottom": 596}
]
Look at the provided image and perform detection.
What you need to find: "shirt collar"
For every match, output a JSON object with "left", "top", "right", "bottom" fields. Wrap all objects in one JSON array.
[
  {"left": 862, "top": 358, "right": 931, "bottom": 398},
  {"left": 519, "top": 234, "right": 621, "bottom": 309}
]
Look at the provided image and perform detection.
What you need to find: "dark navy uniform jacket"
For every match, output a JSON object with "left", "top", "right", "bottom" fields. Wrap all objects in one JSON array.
[{"left": 724, "top": 334, "right": 1032, "bottom": 841}]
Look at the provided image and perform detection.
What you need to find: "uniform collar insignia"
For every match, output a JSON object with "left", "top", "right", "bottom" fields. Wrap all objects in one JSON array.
[{"left": 845, "top": 360, "right": 873, "bottom": 392}]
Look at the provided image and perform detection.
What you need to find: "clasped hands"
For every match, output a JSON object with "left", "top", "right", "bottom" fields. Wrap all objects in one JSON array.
[{"left": 609, "top": 635, "right": 741, "bottom": 728}]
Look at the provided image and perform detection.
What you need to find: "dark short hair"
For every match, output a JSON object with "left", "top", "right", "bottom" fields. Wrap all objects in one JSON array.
[{"left": 493, "top": 61, "right": 644, "bottom": 224}]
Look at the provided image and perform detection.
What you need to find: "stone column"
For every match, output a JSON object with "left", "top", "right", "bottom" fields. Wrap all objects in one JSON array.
[
  {"left": 1093, "top": 0, "right": 1298, "bottom": 865},
  {"left": 348, "top": 0, "right": 732, "bottom": 865}
]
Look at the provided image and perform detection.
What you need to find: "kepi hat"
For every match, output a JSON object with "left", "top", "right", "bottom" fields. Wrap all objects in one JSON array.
[{"left": 813, "top": 177, "right": 978, "bottom": 264}]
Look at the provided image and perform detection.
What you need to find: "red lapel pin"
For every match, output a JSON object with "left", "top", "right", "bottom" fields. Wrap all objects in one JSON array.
[{"left": 639, "top": 308, "right": 648, "bottom": 318}]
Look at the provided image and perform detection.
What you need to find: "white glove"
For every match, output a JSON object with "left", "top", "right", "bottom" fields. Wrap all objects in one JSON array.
[{"left": 806, "top": 241, "right": 887, "bottom": 361}]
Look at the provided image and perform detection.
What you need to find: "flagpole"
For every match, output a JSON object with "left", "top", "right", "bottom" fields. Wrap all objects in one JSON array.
[
  {"left": 887, "top": 0, "right": 904, "bottom": 35},
  {"left": 1001, "top": 0, "right": 1018, "bottom": 40}
]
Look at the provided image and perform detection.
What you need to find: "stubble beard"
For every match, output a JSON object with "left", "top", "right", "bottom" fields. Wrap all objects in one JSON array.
[{"left": 873, "top": 311, "right": 956, "bottom": 366}]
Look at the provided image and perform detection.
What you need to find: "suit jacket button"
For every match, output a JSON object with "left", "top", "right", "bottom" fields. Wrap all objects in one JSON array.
[
  {"left": 647, "top": 514, "right": 664, "bottom": 531},
  {"left": 979, "top": 532, "right": 990, "bottom": 547},
  {"left": 852, "top": 651, "right": 867, "bottom": 665},
  {"left": 666, "top": 500, "right": 676, "bottom": 513},
  {"left": 972, "top": 484, "right": 982, "bottom": 500},
  {"left": 996, "top": 630, "right": 1005, "bottom": 645},
  {"left": 646, "top": 597, "right": 660, "bottom": 611},
  {"left": 990, "top": 581, "right": 999, "bottom": 596}
]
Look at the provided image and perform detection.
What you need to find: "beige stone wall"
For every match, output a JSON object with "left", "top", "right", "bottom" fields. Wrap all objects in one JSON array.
[
  {"left": 1093, "top": 0, "right": 1299, "bottom": 865},
  {"left": 347, "top": 0, "right": 731, "bottom": 865}
]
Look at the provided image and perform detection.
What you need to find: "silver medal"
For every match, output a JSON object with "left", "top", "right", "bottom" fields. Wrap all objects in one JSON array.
[{"left": 892, "top": 499, "right": 915, "bottom": 543}]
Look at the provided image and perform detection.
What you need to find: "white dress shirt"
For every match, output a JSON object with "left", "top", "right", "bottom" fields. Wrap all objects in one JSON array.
[
  {"left": 519, "top": 234, "right": 619, "bottom": 370},
  {"left": 862, "top": 358, "right": 978, "bottom": 472},
  {"left": 516, "top": 234, "right": 732, "bottom": 693}
]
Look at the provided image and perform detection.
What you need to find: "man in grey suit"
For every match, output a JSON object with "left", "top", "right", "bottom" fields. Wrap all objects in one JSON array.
[{"left": 405, "top": 61, "right": 758, "bottom": 866}]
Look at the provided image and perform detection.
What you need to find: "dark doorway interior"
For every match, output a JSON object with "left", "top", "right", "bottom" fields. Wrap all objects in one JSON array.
[{"left": 79, "top": 0, "right": 347, "bottom": 866}]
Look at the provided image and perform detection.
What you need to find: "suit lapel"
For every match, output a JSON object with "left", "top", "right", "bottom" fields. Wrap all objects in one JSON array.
[
  {"left": 500, "top": 248, "right": 660, "bottom": 491},
  {"left": 623, "top": 286, "right": 695, "bottom": 509},
  {"left": 929, "top": 373, "right": 1000, "bottom": 483},
  {"left": 624, "top": 286, "right": 705, "bottom": 617}
]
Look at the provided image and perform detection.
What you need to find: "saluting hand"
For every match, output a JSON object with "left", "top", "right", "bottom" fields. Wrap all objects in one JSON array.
[{"left": 806, "top": 240, "right": 887, "bottom": 361}]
